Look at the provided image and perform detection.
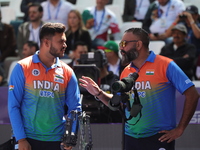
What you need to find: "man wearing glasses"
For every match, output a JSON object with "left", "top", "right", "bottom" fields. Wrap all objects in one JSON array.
[{"left": 79, "top": 27, "right": 199, "bottom": 150}]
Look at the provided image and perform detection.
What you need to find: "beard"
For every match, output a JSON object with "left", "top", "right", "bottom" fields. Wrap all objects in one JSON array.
[
  {"left": 49, "top": 45, "right": 65, "bottom": 58},
  {"left": 121, "top": 47, "right": 139, "bottom": 66}
]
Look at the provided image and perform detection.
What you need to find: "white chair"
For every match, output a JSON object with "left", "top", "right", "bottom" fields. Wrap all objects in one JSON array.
[
  {"left": 9, "top": 0, "right": 24, "bottom": 18},
  {"left": 149, "top": 41, "right": 165, "bottom": 55},
  {"left": 74, "top": 5, "right": 85, "bottom": 14},
  {"left": 7, "top": 60, "right": 18, "bottom": 83},
  {"left": 0, "top": 0, "right": 10, "bottom": 6},
  {"left": 106, "top": 4, "right": 123, "bottom": 28},
  {"left": 120, "top": 21, "right": 142, "bottom": 37},
  {"left": 76, "top": 0, "right": 96, "bottom": 8},
  {"left": 184, "top": 0, "right": 200, "bottom": 12},
  {"left": 1, "top": 6, "right": 16, "bottom": 24},
  {"left": 192, "top": 80, "right": 200, "bottom": 87},
  {"left": 112, "top": 0, "right": 125, "bottom": 14},
  {"left": 61, "top": 59, "right": 72, "bottom": 64}
]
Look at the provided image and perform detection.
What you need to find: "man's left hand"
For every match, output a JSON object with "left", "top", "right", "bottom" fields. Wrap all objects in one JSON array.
[{"left": 158, "top": 127, "right": 184, "bottom": 143}]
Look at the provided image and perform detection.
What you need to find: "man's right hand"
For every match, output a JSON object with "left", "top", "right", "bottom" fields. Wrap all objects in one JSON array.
[
  {"left": 79, "top": 76, "right": 101, "bottom": 96},
  {"left": 85, "top": 19, "right": 94, "bottom": 29},
  {"left": 18, "top": 138, "right": 31, "bottom": 150}
]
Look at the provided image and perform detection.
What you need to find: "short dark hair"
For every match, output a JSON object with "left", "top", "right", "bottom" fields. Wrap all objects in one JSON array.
[
  {"left": 125, "top": 28, "right": 150, "bottom": 48},
  {"left": 28, "top": 2, "right": 43, "bottom": 13},
  {"left": 25, "top": 41, "right": 39, "bottom": 51},
  {"left": 73, "top": 41, "right": 87, "bottom": 51},
  {"left": 39, "top": 23, "right": 66, "bottom": 42}
]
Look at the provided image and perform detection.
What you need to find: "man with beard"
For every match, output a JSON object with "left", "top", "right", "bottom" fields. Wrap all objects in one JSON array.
[
  {"left": 79, "top": 28, "right": 199, "bottom": 150},
  {"left": 160, "top": 24, "right": 196, "bottom": 80},
  {"left": 8, "top": 23, "right": 82, "bottom": 150},
  {"left": 17, "top": 3, "right": 45, "bottom": 58}
]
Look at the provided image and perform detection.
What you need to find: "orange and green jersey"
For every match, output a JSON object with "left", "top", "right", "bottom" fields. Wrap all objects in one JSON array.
[
  {"left": 8, "top": 53, "right": 81, "bottom": 141},
  {"left": 121, "top": 51, "right": 193, "bottom": 138}
]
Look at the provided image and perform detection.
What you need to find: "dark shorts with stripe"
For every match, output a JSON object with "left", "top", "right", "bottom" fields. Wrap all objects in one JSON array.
[{"left": 125, "top": 133, "right": 175, "bottom": 150}]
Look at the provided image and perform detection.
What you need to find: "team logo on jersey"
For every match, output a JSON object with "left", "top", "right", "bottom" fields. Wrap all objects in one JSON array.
[
  {"left": 32, "top": 69, "right": 40, "bottom": 76},
  {"left": 146, "top": 69, "right": 154, "bottom": 75},
  {"left": 55, "top": 68, "right": 63, "bottom": 75},
  {"left": 9, "top": 85, "right": 14, "bottom": 91}
]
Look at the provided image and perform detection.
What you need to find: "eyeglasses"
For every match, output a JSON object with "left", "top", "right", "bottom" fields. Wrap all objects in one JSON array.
[
  {"left": 104, "top": 49, "right": 113, "bottom": 53},
  {"left": 119, "top": 40, "right": 138, "bottom": 48}
]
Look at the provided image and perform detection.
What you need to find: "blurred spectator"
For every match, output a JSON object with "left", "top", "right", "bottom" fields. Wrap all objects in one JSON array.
[
  {"left": 165, "top": 5, "right": 200, "bottom": 56},
  {"left": 7, "top": 41, "right": 39, "bottom": 83},
  {"left": 160, "top": 24, "right": 196, "bottom": 80},
  {"left": 123, "top": 0, "right": 155, "bottom": 22},
  {"left": 142, "top": 0, "right": 185, "bottom": 43},
  {"left": 0, "top": 65, "right": 6, "bottom": 86},
  {"left": 68, "top": 41, "right": 88, "bottom": 68},
  {"left": 65, "top": 10, "right": 91, "bottom": 57},
  {"left": 41, "top": 0, "right": 74, "bottom": 29},
  {"left": 20, "top": 0, "right": 46, "bottom": 22},
  {"left": 22, "top": 41, "right": 39, "bottom": 58},
  {"left": 93, "top": 50, "right": 121, "bottom": 123},
  {"left": 164, "top": 5, "right": 200, "bottom": 79},
  {"left": 0, "top": 10, "right": 17, "bottom": 65},
  {"left": 106, "top": 0, "right": 113, "bottom": 5},
  {"left": 82, "top": 0, "right": 121, "bottom": 49},
  {"left": 17, "top": 3, "right": 45, "bottom": 59},
  {"left": 98, "top": 40, "right": 125, "bottom": 77}
]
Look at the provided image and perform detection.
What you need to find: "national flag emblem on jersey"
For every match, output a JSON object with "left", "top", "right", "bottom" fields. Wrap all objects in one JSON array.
[
  {"left": 146, "top": 69, "right": 154, "bottom": 75},
  {"left": 54, "top": 74, "right": 64, "bottom": 84},
  {"left": 9, "top": 85, "right": 14, "bottom": 90}
]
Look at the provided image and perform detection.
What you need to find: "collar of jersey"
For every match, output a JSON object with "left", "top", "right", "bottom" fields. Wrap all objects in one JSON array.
[
  {"left": 33, "top": 51, "right": 62, "bottom": 68},
  {"left": 130, "top": 51, "right": 155, "bottom": 68}
]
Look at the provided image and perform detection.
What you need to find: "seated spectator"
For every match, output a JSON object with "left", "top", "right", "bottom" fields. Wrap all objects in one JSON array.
[
  {"left": 82, "top": 0, "right": 121, "bottom": 49},
  {"left": 17, "top": 3, "right": 45, "bottom": 58},
  {"left": 142, "top": 0, "right": 185, "bottom": 43},
  {"left": 92, "top": 50, "right": 121, "bottom": 123},
  {"left": 22, "top": 41, "right": 39, "bottom": 58},
  {"left": 123, "top": 0, "right": 155, "bottom": 22},
  {"left": 68, "top": 41, "right": 88, "bottom": 69},
  {"left": 6, "top": 41, "right": 39, "bottom": 83},
  {"left": 165, "top": 5, "right": 200, "bottom": 56},
  {"left": 65, "top": 9, "right": 91, "bottom": 57},
  {"left": 20, "top": 0, "right": 46, "bottom": 22},
  {"left": 0, "top": 10, "right": 17, "bottom": 66},
  {"left": 160, "top": 24, "right": 196, "bottom": 80},
  {"left": 41, "top": 0, "right": 74, "bottom": 29},
  {"left": 164, "top": 5, "right": 200, "bottom": 79},
  {"left": 98, "top": 40, "right": 125, "bottom": 77}
]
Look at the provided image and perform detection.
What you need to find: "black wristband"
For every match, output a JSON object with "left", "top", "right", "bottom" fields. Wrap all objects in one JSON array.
[{"left": 94, "top": 90, "right": 102, "bottom": 97}]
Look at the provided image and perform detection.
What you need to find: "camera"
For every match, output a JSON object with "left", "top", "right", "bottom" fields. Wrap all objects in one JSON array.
[
  {"left": 179, "top": 15, "right": 187, "bottom": 19},
  {"left": 111, "top": 72, "right": 139, "bottom": 92},
  {"left": 74, "top": 50, "right": 106, "bottom": 94},
  {"left": 78, "top": 50, "right": 107, "bottom": 68}
]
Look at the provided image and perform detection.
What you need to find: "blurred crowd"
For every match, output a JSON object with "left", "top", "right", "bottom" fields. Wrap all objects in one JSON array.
[{"left": 0, "top": 0, "right": 200, "bottom": 122}]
